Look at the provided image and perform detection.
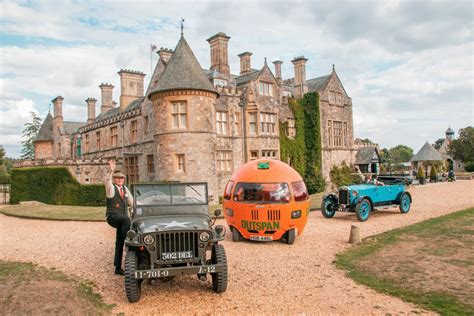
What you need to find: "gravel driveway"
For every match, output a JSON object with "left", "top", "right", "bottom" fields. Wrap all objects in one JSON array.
[{"left": 1, "top": 181, "right": 473, "bottom": 315}]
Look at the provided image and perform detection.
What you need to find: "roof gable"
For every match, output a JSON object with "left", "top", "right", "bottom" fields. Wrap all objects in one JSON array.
[
  {"left": 34, "top": 112, "right": 54, "bottom": 142},
  {"left": 150, "top": 36, "right": 217, "bottom": 95},
  {"left": 355, "top": 147, "right": 381, "bottom": 164},
  {"left": 411, "top": 142, "right": 444, "bottom": 162}
]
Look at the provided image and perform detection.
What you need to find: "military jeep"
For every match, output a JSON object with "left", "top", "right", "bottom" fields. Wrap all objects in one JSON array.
[{"left": 124, "top": 182, "right": 228, "bottom": 303}]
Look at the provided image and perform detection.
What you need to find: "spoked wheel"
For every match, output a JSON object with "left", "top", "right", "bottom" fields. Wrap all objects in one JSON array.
[
  {"left": 399, "top": 193, "right": 411, "bottom": 213},
  {"left": 355, "top": 198, "right": 372, "bottom": 222},
  {"left": 124, "top": 251, "right": 141, "bottom": 303},
  {"left": 285, "top": 228, "right": 296, "bottom": 245},
  {"left": 231, "top": 227, "right": 243, "bottom": 242},
  {"left": 211, "top": 244, "right": 228, "bottom": 293},
  {"left": 321, "top": 197, "right": 336, "bottom": 218}
]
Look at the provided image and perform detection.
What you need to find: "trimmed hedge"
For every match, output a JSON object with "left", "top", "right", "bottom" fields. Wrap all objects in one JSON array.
[
  {"left": 0, "top": 174, "right": 10, "bottom": 184},
  {"left": 280, "top": 92, "right": 325, "bottom": 194},
  {"left": 10, "top": 167, "right": 105, "bottom": 206}
]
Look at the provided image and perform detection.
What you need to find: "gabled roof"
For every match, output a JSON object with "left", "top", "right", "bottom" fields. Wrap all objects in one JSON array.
[
  {"left": 411, "top": 142, "right": 443, "bottom": 162},
  {"left": 63, "top": 121, "right": 85, "bottom": 135},
  {"left": 235, "top": 69, "right": 260, "bottom": 85},
  {"left": 95, "top": 97, "right": 144, "bottom": 122},
  {"left": 34, "top": 112, "right": 53, "bottom": 142},
  {"left": 307, "top": 74, "right": 331, "bottom": 92},
  {"left": 355, "top": 147, "right": 381, "bottom": 165},
  {"left": 150, "top": 36, "right": 217, "bottom": 95}
]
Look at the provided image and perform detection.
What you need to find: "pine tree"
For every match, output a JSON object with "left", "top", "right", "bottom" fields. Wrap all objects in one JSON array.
[{"left": 20, "top": 111, "right": 42, "bottom": 159}]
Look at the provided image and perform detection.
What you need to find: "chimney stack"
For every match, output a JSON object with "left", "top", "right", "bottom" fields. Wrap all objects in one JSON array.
[
  {"left": 291, "top": 56, "right": 308, "bottom": 98},
  {"left": 86, "top": 98, "right": 97, "bottom": 124},
  {"left": 238, "top": 52, "right": 253, "bottom": 76},
  {"left": 99, "top": 83, "right": 114, "bottom": 115},
  {"left": 157, "top": 47, "right": 173, "bottom": 63},
  {"left": 273, "top": 60, "right": 283, "bottom": 83},
  {"left": 117, "top": 69, "right": 146, "bottom": 111},
  {"left": 52, "top": 96, "right": 64, "bottom": 119},
  {"left": 207, "top": 32, "right": 231, "bottom": 77}
]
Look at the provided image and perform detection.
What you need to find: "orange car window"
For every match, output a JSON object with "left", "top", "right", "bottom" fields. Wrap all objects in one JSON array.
[
  {"left": 233, "top": 182, "right": 290, "bottom": 203},
  {"left": 224, "top": 180, "right": 234, "bottom": 200},
  {"left": 292, "top": 180, "right": 309, "bottom": 201}
]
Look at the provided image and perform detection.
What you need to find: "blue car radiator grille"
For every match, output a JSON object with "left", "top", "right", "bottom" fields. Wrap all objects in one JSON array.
[{"left": 339, "top": 189, "right": 349, "bottom": 205}]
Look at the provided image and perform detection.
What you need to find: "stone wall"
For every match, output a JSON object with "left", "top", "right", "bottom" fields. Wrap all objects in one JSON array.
[{"left": 34, "top": 141, "right": 53, "bottom": 159}]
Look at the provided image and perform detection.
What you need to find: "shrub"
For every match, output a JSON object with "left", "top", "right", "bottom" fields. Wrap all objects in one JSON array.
[
  {"left": 0, "top": 174, "right": 10, "bottom": 184},
  {"left": 417, "top": 166, "right": 425, "bottom": 179},
  {"left": 465, "top": 161, "right": 474, "bottom": 172},
  {"left": 429, "top": 165, "right": 437, "bottom": 181},
  {"left": 330, "top": 162, "right": 353, "bottom": 188},
  {"left": 10, "top": 167, "right": 105, "bottom": 206}
]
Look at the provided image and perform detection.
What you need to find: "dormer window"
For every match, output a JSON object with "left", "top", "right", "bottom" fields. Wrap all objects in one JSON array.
[
  {"left": 259, "top": 82, "right": 273, "bottom": 96},
  {"left": 214, "top": 79, "right": 227, "bottom": 87}
]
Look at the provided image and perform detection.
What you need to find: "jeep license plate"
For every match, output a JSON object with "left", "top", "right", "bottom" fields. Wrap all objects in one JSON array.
[
  {"left": 161, "top": 251, "right": 193, "bottom": 260},
  {"left": 250, "top": 235, "right": 273, "bottom": 241}
]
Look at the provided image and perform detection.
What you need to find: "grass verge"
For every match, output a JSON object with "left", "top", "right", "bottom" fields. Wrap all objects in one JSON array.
[
  {"left": 0, "top": 260, "right": 114, "bottom": 314},
  {"left": 0, "top": 204, "right": 105, "bottom": 221},
  {"left": 335, "top": 207, "right": 474, "bottom": 315}
]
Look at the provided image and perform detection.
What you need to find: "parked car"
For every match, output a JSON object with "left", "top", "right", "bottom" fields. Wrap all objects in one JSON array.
[
  {"left": 124, "top": 182, "right": 228, "bottom": 303},
  {"left": 321, "top": 181, "right": 412, "bottom": 222}
]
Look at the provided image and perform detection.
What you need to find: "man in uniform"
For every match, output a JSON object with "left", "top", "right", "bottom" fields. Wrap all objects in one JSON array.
[{"left": 105, "top": 159, "right": 133, "bottom": 275}]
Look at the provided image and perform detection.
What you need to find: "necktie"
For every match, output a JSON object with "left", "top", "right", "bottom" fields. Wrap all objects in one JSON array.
[{"left": 120, "top": 187, "right": 124, "bottom": 199}]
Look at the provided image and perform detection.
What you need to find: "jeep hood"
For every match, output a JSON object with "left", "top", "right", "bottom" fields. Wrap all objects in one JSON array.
[{"left": 133, "top": 214, "right": 211, "bottom": 234}]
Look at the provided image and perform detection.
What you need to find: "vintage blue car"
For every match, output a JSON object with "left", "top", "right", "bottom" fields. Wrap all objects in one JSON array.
[{"left": 321, "top": 183, "right": 412, "bottom": 222}]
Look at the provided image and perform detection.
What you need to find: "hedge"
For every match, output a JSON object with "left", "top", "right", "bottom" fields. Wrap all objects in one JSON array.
[
  {"left": 0, "top": 174, "right": 10, "bottom": 184},
  {"left": 280, "top": 92, "right": 325, "bottom": 194},
  {"left": 10, "top": 167, "right": 105, "bottom": 206}
]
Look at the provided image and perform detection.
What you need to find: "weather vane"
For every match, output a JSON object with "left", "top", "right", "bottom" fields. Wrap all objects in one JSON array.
[{"left": 180, "top": 18, "right": 185, "bottom": 37}]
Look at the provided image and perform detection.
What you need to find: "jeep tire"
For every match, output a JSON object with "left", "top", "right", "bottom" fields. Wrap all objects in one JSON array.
[
  {"left": 124, "top": 250, "right": 141, "bottom": 303},
  {"left": 211, "top": 244, "right": 228, "bottom": 293}
]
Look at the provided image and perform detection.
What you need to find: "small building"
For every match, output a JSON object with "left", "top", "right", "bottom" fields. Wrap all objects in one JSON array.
[
  {"left": 437, "top": 127, "right": 465, "bottom": 172},
  {"left": 354, "top": 147, "right": 382, "bottom": 174},
  {"left": 411, "top": 141, "right": 443, "bottom": 175}
]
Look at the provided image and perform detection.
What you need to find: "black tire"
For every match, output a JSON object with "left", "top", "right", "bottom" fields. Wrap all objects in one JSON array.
[
  {"left": 355, "top": 198, "right": 372, "bottom": 222},
  {"left": 124, "top": 251, "right": 141, "bottom": 303},
  {"left": 231, "top": 227, "right": 242, "bottom": 242},
  {"left": 321, "top": 197, "right": 336, "bottom": 218},
  {"left": 399, "top": 193, "right": 411, "bottom": 213},
  {"left": 211, "top": 244, "right": 228, "bottom": 293},
  {"left": 286, "top": 228, "right": 296, "bottom": 245}
]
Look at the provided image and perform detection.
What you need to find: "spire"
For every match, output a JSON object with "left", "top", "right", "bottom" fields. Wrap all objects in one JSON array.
[
  {"left": 180, "top": 17, "right": 185, "bottom": 37},
  {"left": 149, "top": 36, "right": 217, "bottom": 97},
  {"left": 332, "top": 64, "right": 335, "bottom": 72}
]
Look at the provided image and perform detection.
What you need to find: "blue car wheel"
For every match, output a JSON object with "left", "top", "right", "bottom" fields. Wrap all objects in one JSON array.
[
  {"left": 356, "top": 198, "right": 371, "bottom": 222},
  {"left": 399, "top": 193, "right": 411, "bottom": 213},
  {"left": 321, "top": 198, "right": 336, "bottom": 218}
]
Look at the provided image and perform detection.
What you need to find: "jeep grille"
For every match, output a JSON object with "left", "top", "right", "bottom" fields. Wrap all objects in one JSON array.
[
  {"left": 156, "top": 232, "right": 199, "bottom": 262},
  {"left": 339, "top": 188, "right": 349, "bottom": 205}
]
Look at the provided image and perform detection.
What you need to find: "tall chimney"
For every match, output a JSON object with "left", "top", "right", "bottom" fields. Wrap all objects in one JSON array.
[
  {"left": 273, "top": 60, "right": 283, "bottom": 83},
  {"left": 52, "top": 96, "right": 64, "bottom": 119},
  {"left": 207, "top": 32, "right": 231, "bottom": 77},
  {"left": 157, "top": 47, "right": 173, "bottom": 63},
  {"left": 99, "top": 83, "right": 114, "bottom": 115},
  {"left": 118, "top": 69, "right": 146, "bottom": 111},
  {"left": 86, "top": 97, "right": 97, "bottom": 124},
  {"left": 238, "top": 52, "right": 252, "bottom": 75},
  {"left": 291, "top": 56, "right": 308, "bottom": 98}
]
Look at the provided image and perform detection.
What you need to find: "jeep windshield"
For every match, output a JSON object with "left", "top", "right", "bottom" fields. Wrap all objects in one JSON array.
[{"left": 232, "top": 182, "right": 290, "bottom": 204}]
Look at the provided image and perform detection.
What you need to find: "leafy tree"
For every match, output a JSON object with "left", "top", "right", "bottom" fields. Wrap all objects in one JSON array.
[
  {"left": 465, "top": 162, "right": 474, "bottom": 172},
  {"left": 434, "top": 138, "right": 445, "bottom": 150},
  {"left": 388, "top": 145, "right": 413, "bottom": 163},
  {"left": 362, "top": 138, "right": 374, "bottom": 145},
  {"left": 448, "top": 126, "right": 474, "bottom": 163},
  {"left": 20, "top": 111, "right": 42, "bottom": 160},
  {"left": 330, "top": 161, "right": 353, "bottom": 187},
  {"left": 0, "top": 145, "right": 5, "bottom": 165}
]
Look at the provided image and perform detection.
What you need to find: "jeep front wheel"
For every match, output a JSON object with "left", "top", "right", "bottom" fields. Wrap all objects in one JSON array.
[
  {"left": 211, "top": 244, "right": 228, "bottom": 293},
  {"left": 124, "top": 250, "right": 141, "bottom": 303}
]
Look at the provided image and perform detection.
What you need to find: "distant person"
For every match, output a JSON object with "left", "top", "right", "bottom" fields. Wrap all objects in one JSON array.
[
  {"left": 355, "top": 166, "right": 365, "bottom": 183},
  {"left": 366, "top": 174, "right": 384, "bottom": 186},
  {"left": 105, "top": 159, "right": 133, "bottom": 275}
]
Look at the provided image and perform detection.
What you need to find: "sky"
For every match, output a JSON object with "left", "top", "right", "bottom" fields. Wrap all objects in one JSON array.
[{"left": 0, "top": 0, "right": 473, "bottom": 158}]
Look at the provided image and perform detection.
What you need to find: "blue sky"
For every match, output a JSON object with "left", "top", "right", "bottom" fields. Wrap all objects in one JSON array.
[{"left": 0, "top": 0, "right": 473, "bottom": 158}]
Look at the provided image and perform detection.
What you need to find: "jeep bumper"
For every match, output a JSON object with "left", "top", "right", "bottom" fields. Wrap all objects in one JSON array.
[{"left": 134, "top": 264, "right": 224, "bottom": 279}]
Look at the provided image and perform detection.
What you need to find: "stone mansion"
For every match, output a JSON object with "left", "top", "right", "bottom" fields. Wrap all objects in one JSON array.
[{"left": 29, "top": 32, "right": 357, "bottom": 201}]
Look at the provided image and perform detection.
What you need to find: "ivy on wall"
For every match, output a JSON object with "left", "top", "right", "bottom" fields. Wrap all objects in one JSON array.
[
  {"left": 280, "top": 92, "right": 325, "bottom": 194},
  {"left": 10, "top": 167, "right": 105, "bottom": 206}
]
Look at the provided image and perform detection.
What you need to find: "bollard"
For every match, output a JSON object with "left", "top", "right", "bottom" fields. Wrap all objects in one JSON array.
[{"left": 349, "top": 224, "right": 361, "bottom": 244}]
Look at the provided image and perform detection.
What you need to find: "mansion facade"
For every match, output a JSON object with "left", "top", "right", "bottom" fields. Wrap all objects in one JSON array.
[{"left": 29, "top": 32, "right": 357, "bottom": 201}]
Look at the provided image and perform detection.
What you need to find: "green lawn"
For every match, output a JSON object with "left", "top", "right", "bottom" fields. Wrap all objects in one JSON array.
[
  {"left": 336, "top": 207, "right": 474, "bottom": 315},
  {"left": 0, "top": 260, "right": 113, "bottom": 315}
]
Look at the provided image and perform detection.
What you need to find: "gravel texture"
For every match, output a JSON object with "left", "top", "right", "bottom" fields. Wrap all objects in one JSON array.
[{"left": 1, "top": 180, "right": 473, "bottom": 315}]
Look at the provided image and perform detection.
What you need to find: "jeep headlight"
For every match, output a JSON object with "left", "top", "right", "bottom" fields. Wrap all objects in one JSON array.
[
  {"left": 126, "top": 230, "right": 137, "bottom": 240},
  {"left": 199, "top": 231, "right": 210, "bottom": 242},
  {"left": 143, "top": 234, "right": 155, "bottom": 245}
]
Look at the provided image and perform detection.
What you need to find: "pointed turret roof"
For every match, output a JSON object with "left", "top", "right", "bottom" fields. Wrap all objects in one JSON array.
[
  {"left": 149, "top": 36, "right": 217, "bottom": 96},
  {"left": 411, "top": 141, "right": 443, "bottom": 162},
  {"left": 446, "top": 126, "right": 454, "bottom": 134},
  {"left": 34, "top": 112, "right": 53, "bottom": 142}
]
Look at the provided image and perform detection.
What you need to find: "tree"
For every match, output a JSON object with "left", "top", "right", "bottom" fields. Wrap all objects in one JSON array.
[
  {"left": 0, "top": 145, "right": 5, "bottom": 165},
  {"left": 448, "top": 126, "right": 474, "bottom": 163},
  {"left": 388, "top": 145, "right": 413, "bottom": 163},
  {"left": 20, "top": 111, "right": 42, "bottom": 160},
  {"left": 434, "top": 138, "right": 445, "bottom": 150}
]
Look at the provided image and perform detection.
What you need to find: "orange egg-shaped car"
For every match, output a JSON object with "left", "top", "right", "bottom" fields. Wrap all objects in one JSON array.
[{"left": 223, "top": 159, "right": 310, "bottom": 244}]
